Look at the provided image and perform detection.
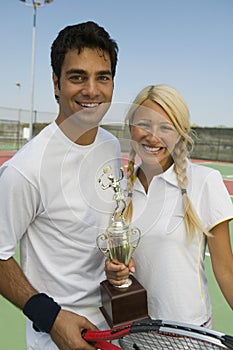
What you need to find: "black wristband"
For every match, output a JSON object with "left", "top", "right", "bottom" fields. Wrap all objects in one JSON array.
[{"left": 23, "top": 293, "right": 61, "bottom": 333}]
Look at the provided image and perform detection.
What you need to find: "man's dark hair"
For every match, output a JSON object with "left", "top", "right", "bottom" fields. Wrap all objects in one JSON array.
[{"left": 51, "top": 21, "right": 118, "bottom": 82}]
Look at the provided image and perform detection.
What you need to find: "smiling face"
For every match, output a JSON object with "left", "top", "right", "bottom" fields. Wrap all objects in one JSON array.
[
  {"left": 130, "top": 99, "right": 181, "bottom": 172},
  {"left": 53, "top": 47, "right": 114, "bottom": 132}
]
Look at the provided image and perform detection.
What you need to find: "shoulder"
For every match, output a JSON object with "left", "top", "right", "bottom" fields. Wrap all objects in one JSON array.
[
  {"left": 187, "top": 160, "right": 231, "bottom": 207},
  {"left": 97, "top": 127, "right": 121, "bottom": 157},
  {"left": 187, "top": 160, "right": 222, "bottom": 183},
  {"left": 98, "top": 127, "right": 120, "bottom": 142},
  {"left": 2, "top": 123, "right": 57, "bottom": 181},
  {"left": 8, "top": 123, "right": 55, "bottom": 161},
  {"left": 187, "top": 161, "right": 233, "bottom": 228}
]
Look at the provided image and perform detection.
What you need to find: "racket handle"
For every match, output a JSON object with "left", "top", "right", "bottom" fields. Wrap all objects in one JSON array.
[
  {"left": 82, "top": 322, "right": 132, "bottom": 342},
  {"left": 82, "top": 330, "right": 121, "bottom": 350}
]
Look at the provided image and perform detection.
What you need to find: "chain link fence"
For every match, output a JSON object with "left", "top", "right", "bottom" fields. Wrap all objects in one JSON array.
[
  {"left": 0, "top": 106, "right": 56, "bottom": 150},
  {"left": 0, "top": 106, "right": 232, "bottom": 161}
]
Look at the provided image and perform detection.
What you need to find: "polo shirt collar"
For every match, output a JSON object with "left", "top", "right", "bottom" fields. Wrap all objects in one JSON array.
[
  {"left": 133, "top": 158, "right": 190, "bottom": 191},
  {"left": 157, "top": 163, "right": 178, "bottom": 188}
]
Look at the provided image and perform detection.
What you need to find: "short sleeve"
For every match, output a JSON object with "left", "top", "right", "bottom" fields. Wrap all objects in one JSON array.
[
  {"left": 199, "top": 169, "right": 233, "bottom": 230},
  {"left": 0, "top": 165, "right": 41, "bottom": 259}
]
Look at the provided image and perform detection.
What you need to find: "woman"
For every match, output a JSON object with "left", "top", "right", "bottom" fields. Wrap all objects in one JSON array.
[{"left": 105, "top": 84, "right": 233, "bottom": 328}]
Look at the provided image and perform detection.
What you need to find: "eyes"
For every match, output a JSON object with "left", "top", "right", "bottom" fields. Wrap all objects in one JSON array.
[
  {"left": 69, "top": 75, "right": 111, "bottom": 83},
  {"left": 66, "top": 70, "right": 112, "bottom": 84},
  {"left": 68, "top": 74, "right": 83, "bottom": 82},
  {"left": 133, "top": 120, "right": 177, "bottom": 134}
]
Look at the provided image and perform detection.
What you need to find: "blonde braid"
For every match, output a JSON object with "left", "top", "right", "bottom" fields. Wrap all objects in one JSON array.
[
  {"left": 173, "top": 140, "right": 209, "bottom": 240},
  {"left": 124, "top": 147, "right": 136, "bottom": 224},
  {"left": 173, "top": 140, "right": 188, "bottom": 189}
]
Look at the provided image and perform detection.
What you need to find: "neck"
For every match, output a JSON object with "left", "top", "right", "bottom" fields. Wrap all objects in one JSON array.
[
  {"left": 55, "top": 115, "right": 99, "bottom": 145},
  {"left": 138, "top": 157, "right": 174, "bottom": 192}
]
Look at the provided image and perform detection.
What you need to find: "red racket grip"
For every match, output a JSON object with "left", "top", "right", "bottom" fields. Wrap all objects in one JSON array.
[{"left": 82, "top": 322, "right": 132, "bottom": 341}]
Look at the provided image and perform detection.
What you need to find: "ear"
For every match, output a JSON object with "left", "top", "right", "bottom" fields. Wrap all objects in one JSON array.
[{"left": 52, "top": 72, "right": 60, "bottom": 98}]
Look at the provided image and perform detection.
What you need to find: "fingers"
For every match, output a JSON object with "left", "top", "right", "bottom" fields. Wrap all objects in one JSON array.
[
  {"left": 105, "top": 258, "right": 135, "bottom": 286},
  {"left": 79, "top": 318, "right": 99, "bottom": 350},
  {"left": 128, "top": 258, "right": 135, "bottom": 273},
  {"left": 81, "top": 315, "right": 99, "bottom": 332},
  {"left": 50, "top": 309, "right": 98, "bottom": 350},
  {"left": 105, "top": 259, "right": 125, "bottom": 271}
]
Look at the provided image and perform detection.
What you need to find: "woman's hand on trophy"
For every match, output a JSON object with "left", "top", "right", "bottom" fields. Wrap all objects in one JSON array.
[{"left": 105, "top": 258, "right": 135, "bottom": 287}]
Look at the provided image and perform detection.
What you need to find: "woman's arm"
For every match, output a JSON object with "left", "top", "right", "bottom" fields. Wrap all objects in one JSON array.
[{"left": 207, "top": 220, "right": 233, "bottom": 309}]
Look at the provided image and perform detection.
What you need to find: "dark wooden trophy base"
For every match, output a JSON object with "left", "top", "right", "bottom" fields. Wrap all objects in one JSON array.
[{"left": 99, "top": 275, "right": 148, "bottom": 327}]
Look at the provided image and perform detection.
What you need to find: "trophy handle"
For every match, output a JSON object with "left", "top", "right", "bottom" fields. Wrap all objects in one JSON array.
[
  {"left": 131, "top": 227, "right": 141, "bottom": 254},
  {"left": 96, "top": 233, "right": 109, "bottom": 258}
]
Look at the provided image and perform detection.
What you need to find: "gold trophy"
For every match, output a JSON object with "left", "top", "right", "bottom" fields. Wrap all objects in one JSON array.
[{"left": 97, "top": 166, "right": 148, "bottom": 327}]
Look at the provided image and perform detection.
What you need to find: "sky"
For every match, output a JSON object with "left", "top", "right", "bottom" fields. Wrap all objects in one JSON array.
[{"left": 0, "top": 0, "right": 233, "bottom": 127}]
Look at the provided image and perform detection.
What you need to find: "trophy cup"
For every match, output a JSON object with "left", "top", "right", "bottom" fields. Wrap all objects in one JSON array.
[{"left": 97, "top": 166, "right": 148, "bottom": 327}]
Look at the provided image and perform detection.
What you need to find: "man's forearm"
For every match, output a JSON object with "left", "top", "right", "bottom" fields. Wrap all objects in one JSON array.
[{"left": 0, "top": 257, "right": 37, "bottom": 309}]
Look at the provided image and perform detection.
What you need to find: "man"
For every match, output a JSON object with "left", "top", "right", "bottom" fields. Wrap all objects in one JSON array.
[{"left": 0, "top": 21, "right": 121, "bottom": 350}]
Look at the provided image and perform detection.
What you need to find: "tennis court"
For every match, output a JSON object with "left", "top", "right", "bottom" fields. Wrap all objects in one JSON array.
[{"left": 0, "top": 155, "right": 232, "bottom": 349}]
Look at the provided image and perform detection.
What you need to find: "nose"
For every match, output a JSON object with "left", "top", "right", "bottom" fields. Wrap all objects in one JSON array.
[
  {"left": 82, "top": 78, "right": 99, "bottom": 98},
  {"left": 144, "top": 126, "right": 161, "bottom": 141}
]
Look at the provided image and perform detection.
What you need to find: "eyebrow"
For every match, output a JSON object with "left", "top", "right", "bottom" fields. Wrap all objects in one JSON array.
[
  {"left": 134, "top": 118, "right": 175, "bottom": 127},
  {"left": 65, "top": 69, "right": 85, "bottom": 76},
  {"left": 97, "top": 70, "right": 112, "bottom": 76},
  {"left": 65, "top": 69, "right": 112, "bottom": 76},
  {"left": 160, "top": 121, "right": 174, "bottom": 125},
  {"left": 134, "top": 117, "right": 172, "bottom": 123}
]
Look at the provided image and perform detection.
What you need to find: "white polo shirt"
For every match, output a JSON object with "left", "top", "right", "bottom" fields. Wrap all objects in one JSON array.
[
  {"left": 127, "top": 160, "right": 233, "bottom": 326},
  {"left": 0, "top": 121, "right": 121, "bottom": 327}
]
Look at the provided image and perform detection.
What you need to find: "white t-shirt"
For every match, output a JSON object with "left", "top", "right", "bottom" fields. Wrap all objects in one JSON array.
[
  {"left": 126, "top": 160, "right": 233, "bottom": 326},
  {"left": 0, "top": 121, "right": 121, "bottom": 326}
]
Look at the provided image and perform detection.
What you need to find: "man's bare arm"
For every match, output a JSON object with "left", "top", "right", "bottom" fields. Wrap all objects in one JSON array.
[{"left": 0, "top": 257, "right": 37, "bottom": 309}]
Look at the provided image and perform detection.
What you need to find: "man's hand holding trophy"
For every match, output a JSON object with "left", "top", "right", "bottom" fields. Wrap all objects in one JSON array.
[{"left": 97, "top": 166, "right": 148, "bottom": 327}]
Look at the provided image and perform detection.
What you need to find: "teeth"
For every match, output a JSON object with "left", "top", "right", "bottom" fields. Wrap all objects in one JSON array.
[
  {"left": 144, "top": 145, "right": 161, "bottom": 152},
  {"left": 80, "top": 103, "right": 99, "bottom": 108}
]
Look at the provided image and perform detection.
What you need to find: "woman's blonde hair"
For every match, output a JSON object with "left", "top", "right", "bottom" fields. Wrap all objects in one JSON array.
[{"left": 124, "top": 84, "right": 209, "bottom": 240}]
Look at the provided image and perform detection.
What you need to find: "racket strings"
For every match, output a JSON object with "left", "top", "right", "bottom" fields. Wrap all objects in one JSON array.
[{"left": 120, "top": 331, "right": 226, "bottom": 350}]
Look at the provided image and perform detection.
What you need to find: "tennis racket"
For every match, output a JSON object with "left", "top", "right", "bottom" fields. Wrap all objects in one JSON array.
[{"left": 83, "top": 318, "right": 233, "bottom": 350}]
